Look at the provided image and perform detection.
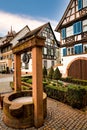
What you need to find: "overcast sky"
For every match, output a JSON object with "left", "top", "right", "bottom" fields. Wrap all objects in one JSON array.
[{"left": 0, "top": 0, "right": 70, "bottom": 39}]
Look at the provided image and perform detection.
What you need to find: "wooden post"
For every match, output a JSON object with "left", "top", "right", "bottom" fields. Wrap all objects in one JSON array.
[
  {"left": 14, "top": 54, "right": 21, "bottom": 91},
  {"left": 32, "top": 46, "right": 43, "bottom": 128}
]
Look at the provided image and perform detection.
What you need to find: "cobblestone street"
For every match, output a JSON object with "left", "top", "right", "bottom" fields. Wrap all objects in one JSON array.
[
  {"left": 0, "top": 98, "right": 87, "bottom": 130},
  {"left": 0, "top": 74, "right": 87, "bottom": 130},
  {"left": 0, "top": 74, "right": 13, "bottom": 94}
]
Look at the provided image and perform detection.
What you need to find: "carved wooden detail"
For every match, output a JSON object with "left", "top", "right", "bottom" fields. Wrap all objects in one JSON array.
[
  {"left": 82, "top": 31, "right": 87, "bottom": 40},
  {"left": 79, "top": 7, "right": 87, "bottom": 17},
  {"left": 62, "top": 1, "right": 87, "bottom": 26},
  {"left": 65, "top": 36, "right": 75, "bottom": 44},
  {"left": 61, "top": 31, "right": 87, "bottom": 47}
]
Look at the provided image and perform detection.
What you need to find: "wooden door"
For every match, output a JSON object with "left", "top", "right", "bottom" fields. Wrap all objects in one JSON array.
[{"left": 68, "top": 59, "right": 87, "bottom": 80}]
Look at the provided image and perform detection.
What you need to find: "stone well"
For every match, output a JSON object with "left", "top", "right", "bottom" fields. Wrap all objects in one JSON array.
[{"left": 3, "top": 90, "right": 47, "bottom": 129}]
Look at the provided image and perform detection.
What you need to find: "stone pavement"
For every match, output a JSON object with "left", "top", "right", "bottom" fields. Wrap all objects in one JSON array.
[
  {"left": 0, "top": 74, "right": 13, "bottom": 94},
  {"left": 0, "top": 98, "right": 87, "bottom": 130},
  {"left": 0, "top": 74, "right": 87, "bottom": 130}
]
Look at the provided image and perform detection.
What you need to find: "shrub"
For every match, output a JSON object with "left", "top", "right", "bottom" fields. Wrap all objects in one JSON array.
[
  {"left": 53, "top": 67, "right": 62, "bottom": 80},
  {"left": 43, "top": 81, "right": 48, "bottom": 87},
  {"left": 48, "top": 66, "right": 54, "bottom": 79},
  {"left": 43, "top": 81, "right": 87, "bottom": 109},
  {"left": 43, "top": 66, "right": 47, "bottom": 78},
  {"left": 67, "top": 86, "right": 87, "bottom": 109},
  {"left": 43, "top": 84, "right": 67, "bottom": 102},
  {"left": 1, "top": 70, "right": 6, "bottom": 74},
  {"left": 26, "top": 79, "right": 32, "bottom": 84},
  {"left": 21, "top": 86, "right": 30, "bottom": 90},
  {"left": 21, "top": 76, "right": 32, "bottom": 84},
  {"left": 61, "top": 77, "right": 87, "bottom": 86}
]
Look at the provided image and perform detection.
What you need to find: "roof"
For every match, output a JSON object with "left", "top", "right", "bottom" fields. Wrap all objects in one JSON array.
[
  {"left": 0, "top": 35, "right": 15, "bottom": 48},
  {"left": 0, "top": 25, "right": 30, "bottom": 48},
  {"left": 55, "top": 0, "right": 73, "bottom": 32},
  {"left": 19, "top": 22, "right": 60, "bottom": 47},
  {"left": 19, "top": 22, "right": 50, "bottom": 41},
  {"left": 15, "top": 25, "right": 30, "bottom": 38}
]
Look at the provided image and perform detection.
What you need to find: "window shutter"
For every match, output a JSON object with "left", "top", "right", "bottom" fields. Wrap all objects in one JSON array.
[
  {"left": 73, "top": 21, "right": 82, "bottom": 35},
  {"left": 79, "top": 44, "right": 83, "bottom": 54},
  {"left": 61, "top": 28, "right": 66, "bottom": 39},
  {"left": 77, "top": 21, "right": 82, "bottom": 33},
  {"left": 74, "top": 44, "right": 83, "bottom": 54},
  {"left": 73, "top": 23, "right": 77, "bottom": 34},
  {"left": 78, "top": 0, "right": 83, "bottom": 10},
  {"left": 75, "top": 46, "right": 78, "bottom": 54},
  {"left": 63, "top": 48, "right": 67, "bottom": 56}
]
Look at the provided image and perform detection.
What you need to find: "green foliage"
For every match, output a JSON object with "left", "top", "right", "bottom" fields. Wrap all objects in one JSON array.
[
  {"left": 26, "top": 79, "right": 32, "bottom": 84},
  {"left": 21, "top": 77, "right": 29, "bottom": 82},
  {"left": 61, "top": 77, "right": 87, "bottom": 86},
  {"left": 43, "top": 80, "right": 87, "bottom": 109},
  {"left": 48, "top": 66, "right": 54, "bottom": 79},
  {"left": 53, "top": 67, "right": 62, "bottom": 80},
  {"left": 43, "top": 66, "right": 47, "bottom": 78},
  {"left": 21, "top": 76, "right": 32, "bottom": 84},
  {"left": 21, "top": 86, "right": 30, "bottom": 90},
  {"left": 67, "top": 87, "right": 87, "bottom": 108}
]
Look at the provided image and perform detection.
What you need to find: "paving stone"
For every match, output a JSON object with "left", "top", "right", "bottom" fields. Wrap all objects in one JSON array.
[
  {"left": 0, "top": 99, "right": 86, "bottom": 130},
  {"left": 1, "top": 75, "right": 87, "bottom": 130}
]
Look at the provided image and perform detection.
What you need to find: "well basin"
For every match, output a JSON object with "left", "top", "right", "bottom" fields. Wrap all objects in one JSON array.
[{"left": 3, "top": 90, "right": 47, "bottom": 129}]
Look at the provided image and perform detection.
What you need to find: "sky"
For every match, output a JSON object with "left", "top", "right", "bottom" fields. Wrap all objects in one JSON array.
[{"left": 0, "top": 0, "right": 70, "bottom": 39}]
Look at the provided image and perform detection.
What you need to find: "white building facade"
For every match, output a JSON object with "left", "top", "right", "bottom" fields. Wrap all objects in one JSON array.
[{"left": 55, "top": 0, "right": 87, "bottom": 80}]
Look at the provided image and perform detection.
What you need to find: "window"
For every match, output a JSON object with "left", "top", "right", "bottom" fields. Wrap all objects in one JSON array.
[
  {"left": 83, "top": 44, "right": 87, "bottom": 53},
  {"left": 83, "top": 19, "right": 87, "bottom": 32},
  {"left": 44, "top": 60, "right": 47, "bottom": 68},
  {"left": 48, "top": 48, "right": 51, "bottom": 56},
  {"left": 51, "top": 49, "right": 54, "bottom": 56},
  {"left": 67, "top": 48, "right": 70, "bottom": 55},
  {"left": 25, "top": 63, "right": 29, "bottom": 69},
  {"left": 71, "top": 47, "right": 74, "bottom": 54},
  {"left": 67, "top": 47, "right": 74, "bottom": 55},
  {"left": 78, "top": 0, "right": 83, "bottom": 10},
  {"left": 61, "top": 28, "right": 66, "bottom": 39},
  {"left": 43, "top": 47, "right": 47, "bottom": 55},
  {"left": 83, "top": 0, "right": 87, "bottom": 8},
  {"left": 51, "top": 61, "right": 54, "bottom": 66},
  {"left": 66, "top": 26, "right": 73, "bottom": 37},
  {"left": 73, "top": 21, "right": 82, "bottom": 35},
  {"left": 46, "top": 38, "right": 51, "bottom": 45}
]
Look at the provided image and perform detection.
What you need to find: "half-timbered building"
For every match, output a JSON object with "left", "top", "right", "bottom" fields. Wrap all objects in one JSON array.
[
  {"left": 0, "top": 26, "right": 30, "bottom": 72},
  {"left": 55, "top": 0, "right": 87, "bottom": 80},
  {"left": 21, "top": 22, "right": 59, "bottom": 74},
  {"left": 0, "top": 23, "right": 59, "bottom": 74}
]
